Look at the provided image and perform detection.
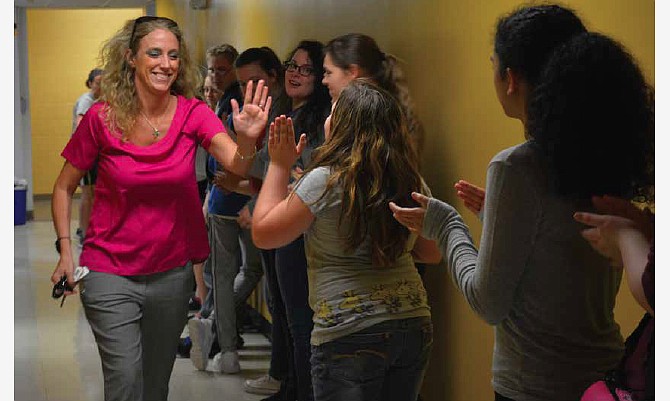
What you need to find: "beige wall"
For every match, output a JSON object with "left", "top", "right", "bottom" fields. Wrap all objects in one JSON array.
[{"left": 27, "top": 8, "right": 144, "bottom": 195}]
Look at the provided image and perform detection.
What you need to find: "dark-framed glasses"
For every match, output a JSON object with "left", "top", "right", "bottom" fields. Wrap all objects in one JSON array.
[
  {"left": 283, "top": 61, "right": 314, "bottom": 77},
  {"left": 129, "top": 16, "right": 178, "bottom": 48}
]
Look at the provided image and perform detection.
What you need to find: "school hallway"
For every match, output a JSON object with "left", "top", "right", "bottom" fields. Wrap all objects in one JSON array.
[{"left": 14, "top": 199, "right": 272, "bottom": 401}]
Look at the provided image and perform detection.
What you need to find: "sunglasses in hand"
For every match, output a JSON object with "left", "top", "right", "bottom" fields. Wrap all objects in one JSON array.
[{"left": 52, "top": 275, "right": 74, "bottom": 308}]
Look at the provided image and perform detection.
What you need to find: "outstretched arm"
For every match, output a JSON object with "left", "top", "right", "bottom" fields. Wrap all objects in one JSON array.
[
  {"left": 391, "top": 160, "right": 538, "bottom": 325},
  {"left": 574, "top": 210, "right": 653, "bottom": 314},
  {"left": 252, "top": 116, "right": 309, "bottom": 249},
  {"left": 208, "top": 80, "right": 271, "bottom": 177}
]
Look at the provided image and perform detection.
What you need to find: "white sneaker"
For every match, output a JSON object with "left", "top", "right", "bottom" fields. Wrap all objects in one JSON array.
[
  {"left": 188, "top": 318, "right": 214, "bottom": 371},
  {"left": 244, "top": 374, "right": 281, "bottom": 395},
  {"left": 212, "top": 350, "right": 241, "bottom": 374}
]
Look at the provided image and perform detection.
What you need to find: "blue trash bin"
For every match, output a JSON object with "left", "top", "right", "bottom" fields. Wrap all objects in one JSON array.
[{"left": 14, "top": 185, "right": 27, "bottom": 226}]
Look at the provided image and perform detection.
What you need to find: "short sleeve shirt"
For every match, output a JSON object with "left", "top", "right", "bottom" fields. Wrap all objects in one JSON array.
[
  {"left": 72, "top": 92, "right": 96, "bottom": 132},
  {"left": 294, "top": 166, "right": 431, "bottom": 345},
  {"left": 62, "top": 95, "right": 225, "bottom": 276}
]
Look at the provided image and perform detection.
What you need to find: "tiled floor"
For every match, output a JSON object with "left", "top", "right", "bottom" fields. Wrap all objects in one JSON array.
[{"left": 15, "top": 199, "right": 272, "bottom": 401}]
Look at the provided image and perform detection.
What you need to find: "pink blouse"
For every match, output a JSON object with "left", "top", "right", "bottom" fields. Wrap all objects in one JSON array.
[{"left": 62, "top": 95, "right": 225, "bottom": 276}]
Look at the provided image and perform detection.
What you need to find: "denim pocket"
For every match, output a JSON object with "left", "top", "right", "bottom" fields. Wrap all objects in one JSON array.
[
  {"left": 420, "top": 322, "right": 434, "bottom": 351},
  {"left": 318, "top": 330, "right": 391, "bottom": 383}
]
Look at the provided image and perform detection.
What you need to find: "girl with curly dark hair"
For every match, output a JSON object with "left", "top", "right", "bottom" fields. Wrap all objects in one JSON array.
[{"left": 391, "top": 5, "right": 652, "bottom": 401}]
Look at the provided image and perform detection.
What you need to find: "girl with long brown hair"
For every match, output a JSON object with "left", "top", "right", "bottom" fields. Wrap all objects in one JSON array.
[{"left": 252, "top": 79, "right": 440, "bottom": 401}]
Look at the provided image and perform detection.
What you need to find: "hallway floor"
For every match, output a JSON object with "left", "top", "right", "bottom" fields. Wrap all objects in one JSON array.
[{"left": 14, "top": 199, "right": 272, "bottom": 401}]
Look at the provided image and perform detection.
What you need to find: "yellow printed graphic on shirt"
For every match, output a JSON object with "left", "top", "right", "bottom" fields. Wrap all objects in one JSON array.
[{"left": 314, "top": 279, "right": 428, "bottom": 328}]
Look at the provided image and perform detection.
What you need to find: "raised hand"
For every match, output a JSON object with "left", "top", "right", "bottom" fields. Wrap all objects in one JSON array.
[
  {"left": 389, "top": 192, "right": 431, "bottom": 233},
  {"left": 268, "top": 116, "right": 306, "bottom": 170},
  {"left": 454, "top": 180, "right": 485, "bottom": 215},
  {"left": 231, "top": 79, "right": 272, "bottom": 141}
]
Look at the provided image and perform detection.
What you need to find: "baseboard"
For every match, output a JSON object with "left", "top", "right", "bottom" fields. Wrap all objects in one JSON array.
[{"left": 33, "top": 193, "right": 82, "bottom": 201}]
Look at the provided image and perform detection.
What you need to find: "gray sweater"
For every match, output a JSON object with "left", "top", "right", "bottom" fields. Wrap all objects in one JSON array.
[{"left": 423, "top": 142, "right": 624, "bottom": 401}]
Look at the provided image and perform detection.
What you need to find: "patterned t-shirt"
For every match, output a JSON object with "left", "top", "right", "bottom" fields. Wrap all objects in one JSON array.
[{"left": 294, "top": 166, "right": 431, "bottom": 345}]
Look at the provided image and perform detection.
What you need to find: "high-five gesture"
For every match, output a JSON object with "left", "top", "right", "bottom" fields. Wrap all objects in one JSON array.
[
  {"left": 231, "top": 79, "right": 272, "bottom": 141},
  {"left": 268, "top": 115, "right": 306, "bottom": 170}
]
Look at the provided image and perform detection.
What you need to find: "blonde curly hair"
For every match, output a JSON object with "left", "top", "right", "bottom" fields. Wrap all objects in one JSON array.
[{"left": 98, "top": 17, "right": 201, "bottom": 137}]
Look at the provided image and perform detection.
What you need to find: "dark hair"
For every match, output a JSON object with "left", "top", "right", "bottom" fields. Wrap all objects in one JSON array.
[
  {"left": 324, "top": 33, "right": 424, "bottom": 154},
  {"left": 235, "top": 46, "right": 290, "bottom": 115},
  {"left": 301, "top": 79, "right": 422, "bottom": 267},
  {"left": 285, "top": 40, "right": 331, "bottom": 144},
  {"left": 235, "top": 47, "right": 283, "bottom": 80},
  {"left": 527, "top": 32, "right": 654, "bottom": 201},
  {"left": 86, "top": 68, "right": 103, "bottom": 88},
  {"left": 494, "top": 4, "right": 586, "bottom": 88}
]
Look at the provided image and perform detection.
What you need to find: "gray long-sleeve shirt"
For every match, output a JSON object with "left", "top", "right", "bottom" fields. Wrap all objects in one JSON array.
[{"left": 423, "top": 141, "right": 624, "bottom": 401}]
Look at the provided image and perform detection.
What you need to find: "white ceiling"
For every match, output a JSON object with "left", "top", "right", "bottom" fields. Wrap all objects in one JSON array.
[{"left": 14, "top": 0, "right": 152, "bottom": 8}]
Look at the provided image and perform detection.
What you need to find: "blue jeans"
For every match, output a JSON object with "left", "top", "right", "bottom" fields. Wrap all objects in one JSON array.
[
  {"left": 275, "top": 236, "right": 314, "bottom": 401},
  {"left": 310, "top": 316, "right": 433, "bottom": 401},
  {"left": 261, "top": 248, "right": 292, "bottom": 385}
]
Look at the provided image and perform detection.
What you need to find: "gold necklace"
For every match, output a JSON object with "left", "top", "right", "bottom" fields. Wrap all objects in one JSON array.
[{"left": 139, "top": 97, "right": 171, "bottom": 139}]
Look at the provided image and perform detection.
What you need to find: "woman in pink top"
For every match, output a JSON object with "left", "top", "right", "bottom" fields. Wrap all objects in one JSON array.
[{"left": 50, "top": 17, "right": 271, "bottom": 401}]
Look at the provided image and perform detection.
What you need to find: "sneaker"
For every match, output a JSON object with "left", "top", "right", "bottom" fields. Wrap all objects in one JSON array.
[
  {"left": 245, "top": 374, "right": 282, "bottom": 395},
  {"left": 212, "top": 350, "right": 241, "bottom": 374},
  {"left": 188, "top": 318, "right": 214, "bottom": 371}
]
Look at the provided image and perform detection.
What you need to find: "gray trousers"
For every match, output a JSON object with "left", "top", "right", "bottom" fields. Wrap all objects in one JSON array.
[
  {"left": 80, "top": 264, "right": 194, "bottom": 401},
  {"left": 206, "top": 214, "right": 264, "bottom": 352}
]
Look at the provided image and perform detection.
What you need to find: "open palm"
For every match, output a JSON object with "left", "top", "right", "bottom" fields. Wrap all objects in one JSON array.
[{"left": 231, "top": 79, "right": 272, "bottom": 141}]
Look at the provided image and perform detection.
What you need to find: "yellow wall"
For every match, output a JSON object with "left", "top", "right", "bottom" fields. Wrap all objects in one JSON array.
[
  {"left": 157, "top": 0, "right": 655, "bottom": 401},
  {"left": 173, "top": 1, "right": 653, "bottom": 400},
  {"left": 20, "top": 2, "right": 653, "bottom": 399},
  {"left": 27, "top": 8, "right": 144, "bottom": 195}
]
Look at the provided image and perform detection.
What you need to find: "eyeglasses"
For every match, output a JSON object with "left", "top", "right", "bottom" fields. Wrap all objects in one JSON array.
[
  {"left": 129, "top": 16, "right": 178, "bottom": 49},
  {"left": 52, "top": 275, "right": 73, "bottom": 307},
  {"left": 283, "top": 61, "right": 314, "bottom": 77}
]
